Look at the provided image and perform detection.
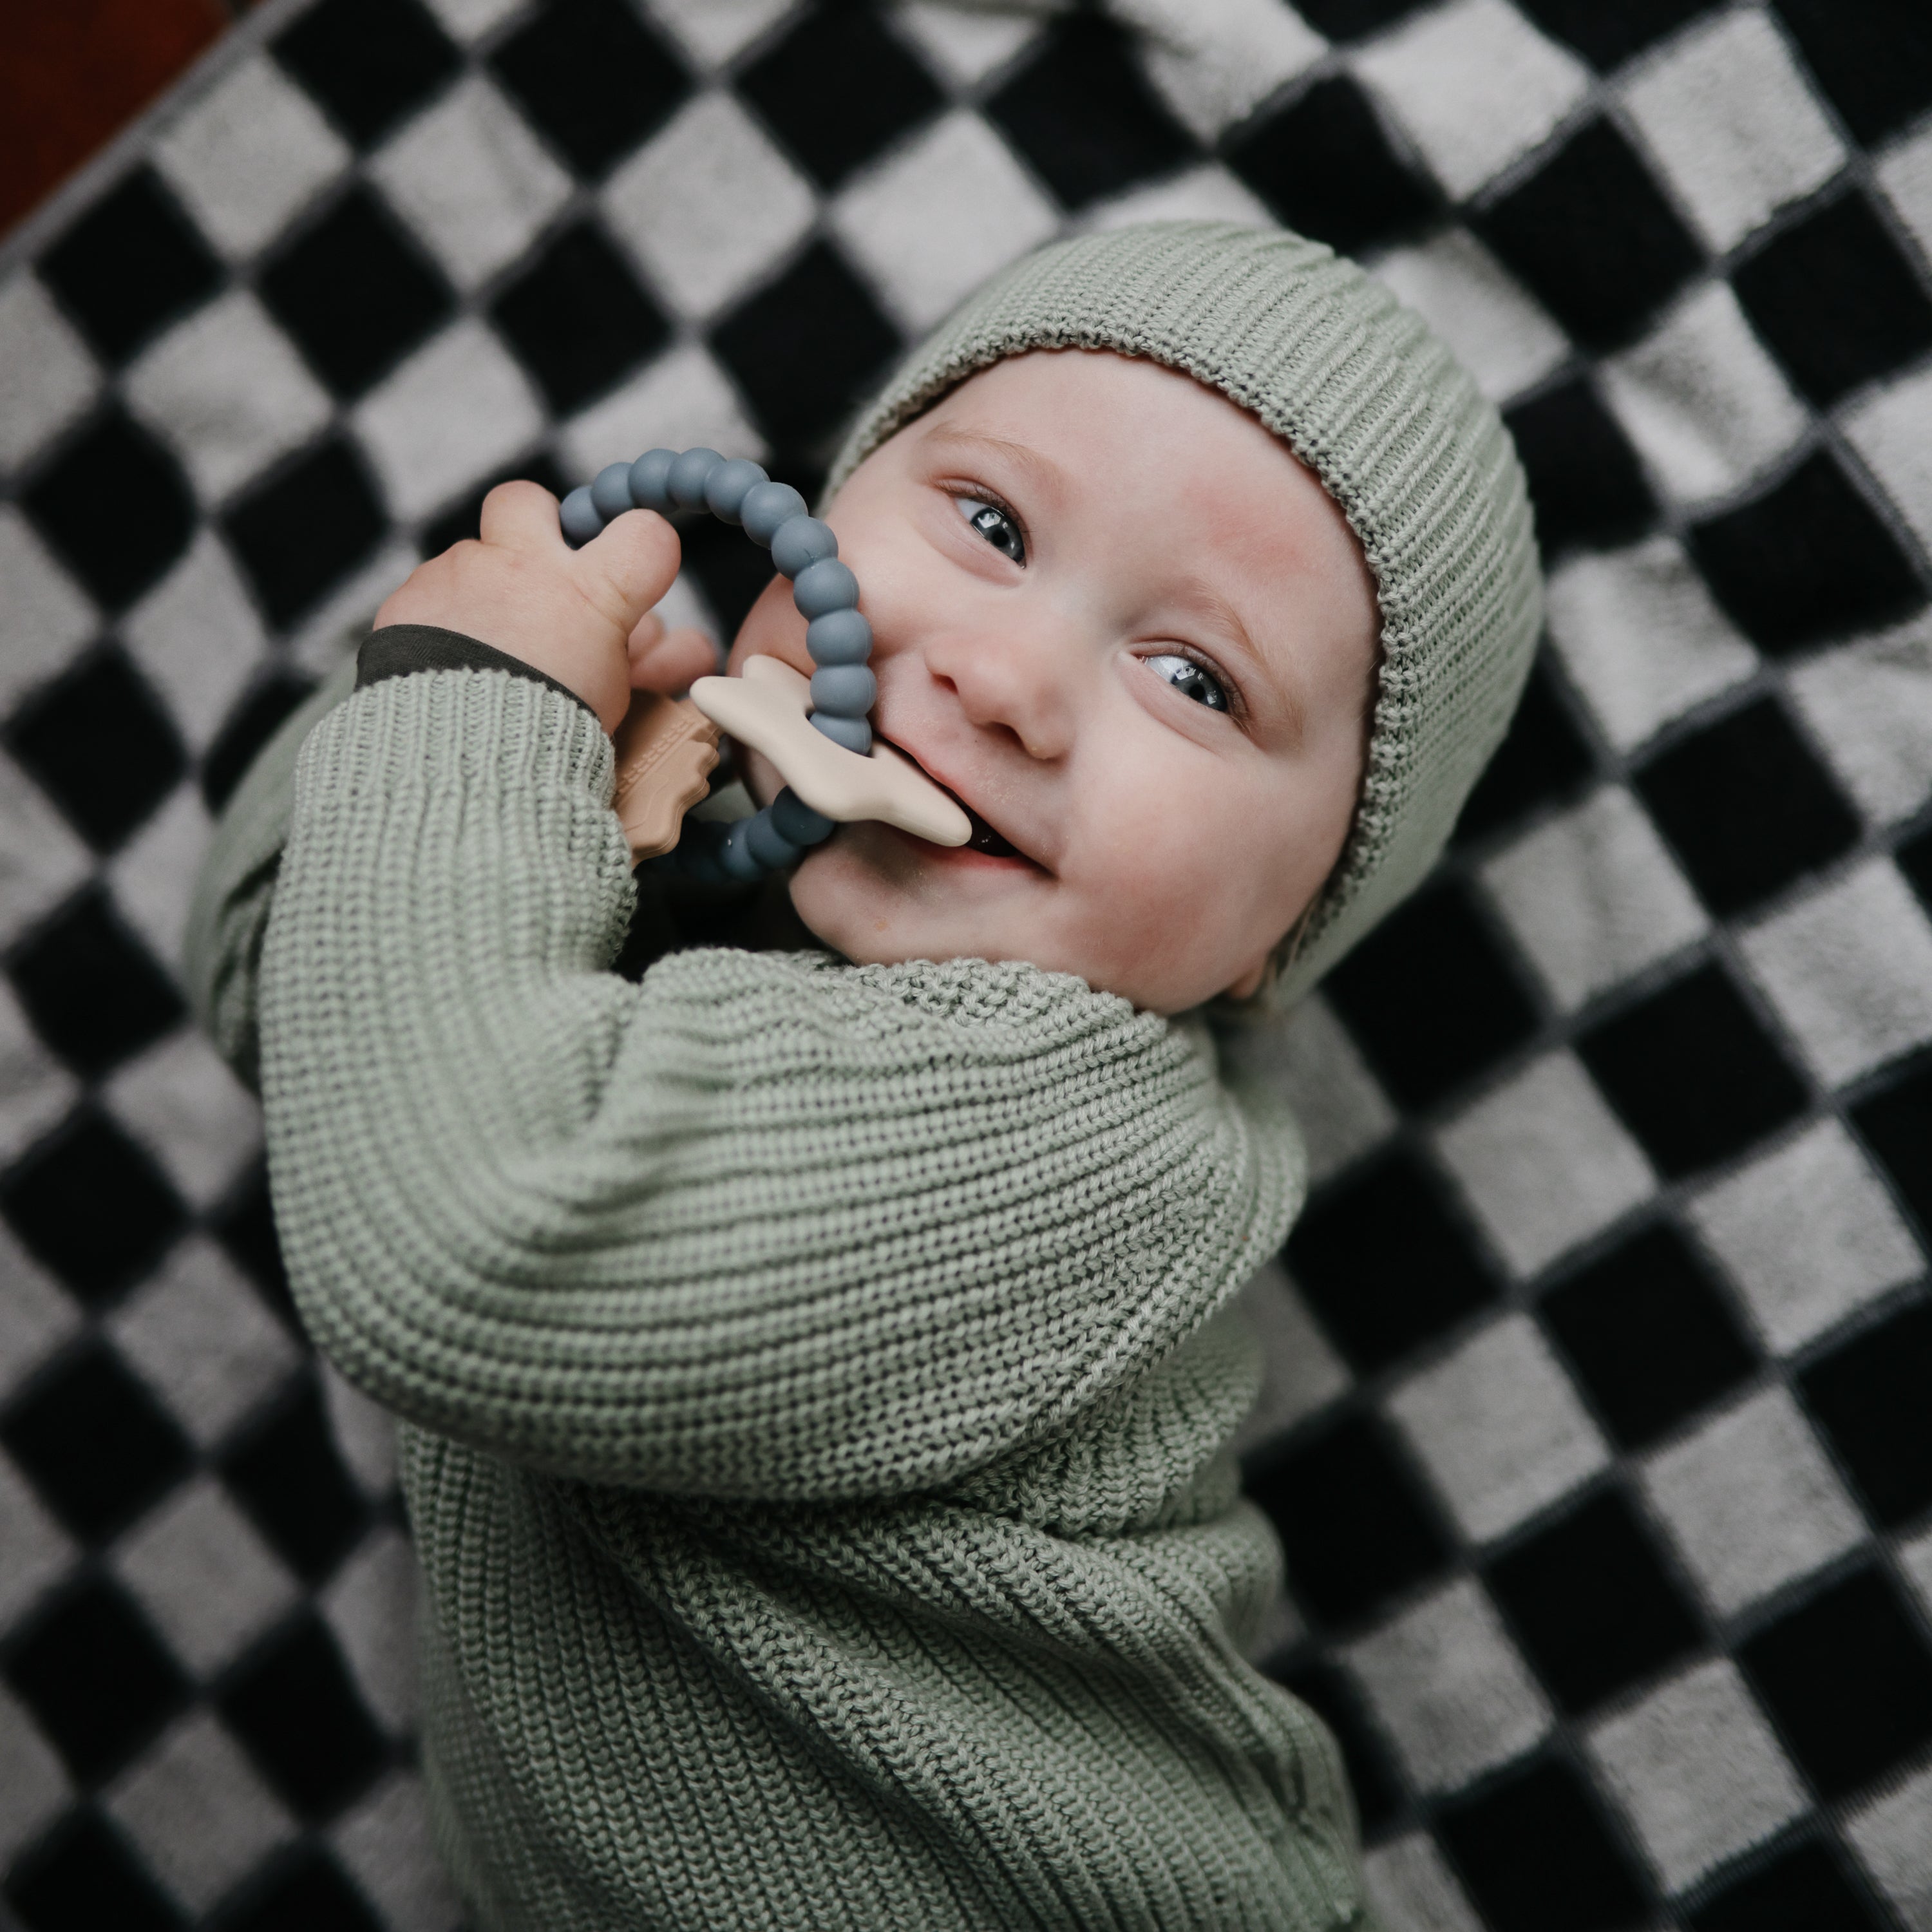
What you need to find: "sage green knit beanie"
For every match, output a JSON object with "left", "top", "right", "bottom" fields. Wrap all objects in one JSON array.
[{"left": 826, "top": 220, "right": 1543, "bottom": 1008}]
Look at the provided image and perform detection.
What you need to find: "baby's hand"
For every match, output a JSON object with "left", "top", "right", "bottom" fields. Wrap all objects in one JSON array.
[{"left": 374, "top": 481, "right": 715, "bottom": 734}]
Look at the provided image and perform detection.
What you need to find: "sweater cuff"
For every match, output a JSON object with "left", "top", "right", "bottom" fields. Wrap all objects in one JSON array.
[{"left": 357, "top": 625, "right": 598, "bottom": 722}]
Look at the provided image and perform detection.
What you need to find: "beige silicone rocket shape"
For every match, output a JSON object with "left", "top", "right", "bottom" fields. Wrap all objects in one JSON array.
[{"left": 689, "top": 655, "right": 971, "bottom": 848}]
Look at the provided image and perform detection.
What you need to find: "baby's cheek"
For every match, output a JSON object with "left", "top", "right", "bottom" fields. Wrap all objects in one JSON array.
[{"left": 726, "top": 574, "right": 810, "bottom": 679}]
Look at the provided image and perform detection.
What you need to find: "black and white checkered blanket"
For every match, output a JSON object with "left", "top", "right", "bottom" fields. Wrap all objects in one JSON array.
[{"left": 3, "top": 1, "right": 1931, "bottom": 1926}]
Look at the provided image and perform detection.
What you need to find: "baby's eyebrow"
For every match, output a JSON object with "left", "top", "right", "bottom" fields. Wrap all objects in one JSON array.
[{"left": 919, "top": 424, "right": 1063, "bottom": 499}]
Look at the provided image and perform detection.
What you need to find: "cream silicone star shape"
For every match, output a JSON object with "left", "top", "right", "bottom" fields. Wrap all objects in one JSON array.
[{"left": 689, "top": 656, "right": 971, "bottom": 848}]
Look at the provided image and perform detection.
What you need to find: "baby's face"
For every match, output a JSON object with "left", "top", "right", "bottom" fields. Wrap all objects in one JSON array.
[{"left": 728, "top": 350, "right": 1379, "bottom": 1014}]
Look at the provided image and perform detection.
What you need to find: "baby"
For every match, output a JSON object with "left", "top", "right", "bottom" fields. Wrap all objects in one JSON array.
[{"left": 188, "top": 222, "right": 1538, "bottom": 1931}]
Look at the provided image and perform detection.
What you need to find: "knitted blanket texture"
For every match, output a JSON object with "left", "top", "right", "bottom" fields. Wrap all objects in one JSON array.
[{"left": 230, "top": 665, "right": 1369, "bottom": 1929}]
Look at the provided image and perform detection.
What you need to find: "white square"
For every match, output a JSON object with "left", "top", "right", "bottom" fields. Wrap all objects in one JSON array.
[
  {"left": 0, "top": 504, "right": 100, "bottom": 712},
  {"left": 1740, "top": 857, "right": 1932, "bottom": 1087},
  {"left": 0, "top": 1453, "right": 74, "bottom": 1631},
  {"left": 1435, "top": 1052, "right": 1656, "bottom": 1278},
  {"left": 561, "top": 343, "right": 765, "bottom": 485},
  {"left": 0, "top": 1227, "right": 80, "bottom": 1406},
  {"left": 1388, "top": 1314, "right": 1609, "bottom": 1542},
  {"left": 1689, "top": 1119, "right": 1924, "bottom": 1355},
  {"left": 155, "top": 55, "right": 350, "bottom": 261},
  {"left": 1600, "top": 281, "right": 1808, "bottom": 506},
  {"left": 1113, "top": 0, "right": 1325, "bottom": 144},
  {"left": 0, "top": 1685, "right": 70, "bottom": 1866},
  {"left": 1844, "top": 363, "right": 1932, "bottom": 564},
  {"left": 1790, "top": 616, "right": 1932, "bottom": 827},
  {"left": 0, "top": 276, "right": 97, "bottom": 473},
  {"left": 373, "top": 77, "right": 573, "bottom": 294},
  {"left": 0, "top": 980, "right": 79, "bottom": 1173},
  {"left": 108, "top": 1235, "right": 300, "bottom": 1448},
  {"left": 603, "top": 91, "right": 816, "bottom": 322},
  {"left": 1621, "top": 8, "right": 1844, "bottom": 255},
  {"left": 1233, "top": 992, "right": 1397, "bottom": 1186},
  {"left": 1903, "top": 1526, "right": 1932, "bottom": 1624},
  {"left": 104, "top": 1028, "right": 260, "bottom": 1212},
  {"left": 1231, "top": 1258, "right": 1351, "bottom": 1455},
  {"left": 832, "top": 110, "right": 1061, "bottom": 334},
  {"left": 1079, "top": 166, "right": 1273, "bottom": 233},
  {"left": 1373, "top": 229, "right": 1569, "bottom": 404},
  {"left": 333, "top": 1770, "right": 466, "bottom": 1932},
  {"left": 125, "top": 290, "right": 334, "bottom": 504},
  {"left": 1850, "top": 1760, "right": 1932, "bottom": 1932},
  {"left": 889, "top": 1, "right": 1048, "bottom": 88},
  {"left": 1343, "top": 1577, "right": 1551, "bottom": 1792},
  {"left": 1354, "top": 0, "right": 1589, "bottom": 202},
  {"left": 108, "top": 1712, "right": 294, "bottom": 1913},
  {"left": 0, "top": 752, "right": 91, "bottom": 954},
  {"left": 1363, "top": 1832, "right": 1486, "bottom": 1932},
  {"left": 352, "top": 319, "right": 545, "bottom": 522},
  {"left": 650, "top": 0, "right": 801, "bottom": 70},
  {"left": 1545, "top": 536, "right": 1757, "bottom": 752},
  {"left": 1481, "top": 784, "right": 1707, "bottom": 1013},
  {"left": 320, "top": 1360, "right": 402, "bottom": 1498},
  {"left": 323, "top": 1526, "right": 419, "bottom": 1733},
  {"left": 1586, "top": 1658, "right": 1805, "bottom": 1891},
  {"left": 1879, "top": 121, "right": 1932, "bottom": 277},
  {"left": 108, "top": 784, "right": 212, "bottom": 975},
  {"left": 419, "top": 0, "right": 531, "bottom": 43},
  {"left": 122, "top": 534, "right": 268, "bottom": 752},
  {"left": 112, "top": 1475, "right": 299, "bottom": 1678},
  {"left": 1642, "top": 1386, "right": 1865, "bottom": 1617}
]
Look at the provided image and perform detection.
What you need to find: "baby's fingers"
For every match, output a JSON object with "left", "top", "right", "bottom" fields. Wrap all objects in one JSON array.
[
  {"left": 630, "top": 622, "right": 718, "bottom": 696},
  {"left": 571, "top": 509, "right": 681, "bottom": 639},
  {"left": 479, "top": 479, "right": 568, "bottom": 555}
]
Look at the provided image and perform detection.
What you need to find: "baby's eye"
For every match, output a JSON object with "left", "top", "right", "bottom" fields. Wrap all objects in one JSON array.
[
  {"left": 1145, "top": 652, "right": 1230, "bottom": 713},
  {"left": 958, "top": 497, "right": 1025, "bottom": 564}
]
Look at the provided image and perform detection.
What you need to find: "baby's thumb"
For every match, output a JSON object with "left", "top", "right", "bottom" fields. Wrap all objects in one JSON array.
[{"left": 571, "top": 509, "right": 682, "bottom": 640}]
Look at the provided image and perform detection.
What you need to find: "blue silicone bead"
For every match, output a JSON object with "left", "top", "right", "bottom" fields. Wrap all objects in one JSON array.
[
  {"left": 811, "top": 713, "right": 871, "bottom": 755},
  {"left": 705, "top": 457, "right": 766, "bottom": 523},
  {"left": 806, "top": 609, "right": 872, "bottom": 666},
  {"left": 627, "top": 448, "right": 677, "bottom": 512},
  {"left": 810, "top": 665, "right": 876, "bottom": 717},
  {"left": 591, "top": 462, "right": 634, "bottom": 522},
  {"left": 560, "top": 486, "right": 603, "bottom": 547},
  {"left": 770, "top": 788, "right": 835, "bottom": 847},
  {"left": 770, "top": 516, "right": 838, "bottom": 578},
  {"left": 745, "top": 811, "right": 803, "bottom": 870},
  {"left": 719, "top": 817, "right": 766, "bottom": 882},
  {"left": 669, "top": 448, "right": 725, "bottom": 509},
  {"left": 792, "top": 558, "right": 860, "bottom": 620},
  {"left": 739, "top": 481, "right": 808, "bottom": 547}
]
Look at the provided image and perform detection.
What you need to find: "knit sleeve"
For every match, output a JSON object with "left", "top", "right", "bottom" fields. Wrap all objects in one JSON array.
[{"left": 258, "top": 668, "right": 1302, "bottom": 1501}]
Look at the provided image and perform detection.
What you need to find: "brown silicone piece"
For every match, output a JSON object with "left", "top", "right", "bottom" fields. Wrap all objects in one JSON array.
[{"left": 611, "top": 689, "right": 721, "bottom": 860}]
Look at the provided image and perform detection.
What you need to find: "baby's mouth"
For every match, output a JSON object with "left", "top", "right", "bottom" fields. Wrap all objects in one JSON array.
[{"left": 874, "top": 734, "right": 1021, "bottom": 860}]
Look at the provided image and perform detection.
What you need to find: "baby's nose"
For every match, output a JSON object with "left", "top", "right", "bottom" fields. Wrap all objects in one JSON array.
[{"left": 922, "top": 623, "right": 1078, "bottom": 762}]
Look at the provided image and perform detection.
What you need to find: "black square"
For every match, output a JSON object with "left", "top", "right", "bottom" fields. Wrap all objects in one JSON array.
[
  {"left": 737, "top": 6, "right": 945, "bottom": 193},
  {"left": 1484, "top": 1489, "right": 1701, "bottom": 1714},
  {"left": 1503, "top": 376, "right": 1658, "bottom": 558},
  {"left": 0, "top": 1108, "right": 187, "bottom": 1307},
  {"left": 1, "top": 1337, "right": 192, "bottom": 1544},
  {"left": 1287, "top": 1151, "right": 1499, "bottom": 1372},
  {"left": 5, "top": 1809, "right": 184, "bottom": 1932},
  {"left": 1477, "top": 118, "right": 1702, "bottom": 350},
  {"left": 1853, "top": 1056, "right": 1932, "bottom": 1244},
  {"left": 1775, "top": 0, "right": 1932, "bottom": 147},
  {"left": 489, "top": 221, "right": 671, "bottom": 415},
  {"left": 1577, "top": 963, "right": 1808, "bottom": 1179},
  {"left": 202, "top": 669, "right": 319, "bottom": 815},
  {"left": 5, "top": 1577, "right": 189, "bottom": 1783},
  {"left": 1452, "top": 653, "right": 1597, "bottom": 846},
  {"left": 272, "top": 0, "right": 460, "bottom": 148},
  {"left": 710, "top": 242, "right": 901, "bottom": 451},
  {"left": 1687, "top": 451, "right": 1926, "bottom": 655},
  {"left": 1222, "top": 76, "right": 1437, "bottom": 257},
  {"left": 1634, "top": 696, "right": 1861, "bottom": 918},
  {"left": 1323, "top": 880, "right": 1540, "bottom": 1110},
  {"left": 1739, "top": 1564, "right": 1932, "bottom": 1800},
  {"left": 1688, "top": 1839, "right": 1889, "bottom": 1932},
  {"left": 223, "top": 1846, "right": 386, "bottom": 1932},
  {"left": 1733, "top": 192, "right": 1932, "bottom": 410},
  {"left": 5, "top": 644, "right": 186, "bottom": 853},
  {"left": 1542, "top": 1224, "right": 1756, "bottom": 1451},
  {"left": 219, "top": 1613, "right": 389, "bottom": 1820},
  {"left": 37, "top": 166, "right": 221, "bottom": 366},
  {"left": 1246, "top": 1413, "right": 1451, "bottom": 1628},
  {"left": 1436, "top": 1756, "right": 1649, "bottom": 1932},
  {"left": 1517, "top": 0, "right": 1712, "bottom": 70},
  {"left": 258, "top": 188, "right": 453, "bottom": 400},
  {"left": 1287, "top": 0, "right": 1427, "bottom": 39},
  {"left": 212, "top": 1160, "right": 298, "bottom": 1327},
  {"left": 223, "top": 438, "right": 388, "bottom": 630},
  {"left": 221, "top": 1377, "right": 370, "bottom": 1583},
  {"left": 21, "top": 404, "right": 196, "bottom": 613},
  {"left": 1267, "top": 1658, "right": 1403, "bottom": 1833},
  {"left": 985, "top": 16, "right": 1198, "bottom": 213},
  {"left": 8, "top": 886, "right": 185, "bottom": 1080},
  {"left": 1803, "top": 1301, "right": 1932, "bottom": 1528},
  {"left": 1900, "top": 822, "right": 1932, "bottom": 920},
  {"left": 417, "top": 449, "right": 570, "bottom": 560},
  {"left": 488, "top": 0, "right": 689, "bottom": 178}
]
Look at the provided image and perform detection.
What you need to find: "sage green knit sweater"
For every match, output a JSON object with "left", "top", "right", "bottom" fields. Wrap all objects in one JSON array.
[{"left": 188, "top": 656, "right": 1371, "bottom": 1931}]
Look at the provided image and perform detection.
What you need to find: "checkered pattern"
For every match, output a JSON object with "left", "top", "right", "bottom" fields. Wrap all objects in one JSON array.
[{"left": 3, "top": 0, "right": 1930, "bottom": 1925}]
